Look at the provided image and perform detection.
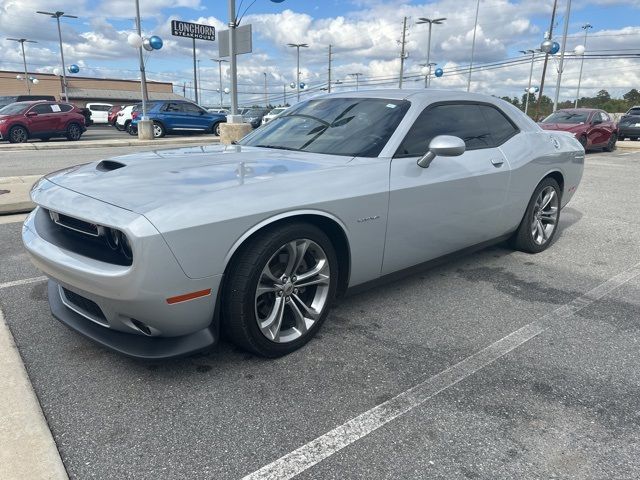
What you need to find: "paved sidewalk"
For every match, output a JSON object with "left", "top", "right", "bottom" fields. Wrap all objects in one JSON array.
[
  {"left": 0, "top": 176, "right": 39, "bottom": 215},
  {"left": 0, "top": 309, "right": 68, "bottom": 480},
  {"left": 0, "top": 135, "right": 220, "bottom": 151}
]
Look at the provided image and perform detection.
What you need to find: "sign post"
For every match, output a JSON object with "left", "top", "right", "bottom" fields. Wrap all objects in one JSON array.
[{"left": 171, "top": 20, "right": 215, "bottom": 104}]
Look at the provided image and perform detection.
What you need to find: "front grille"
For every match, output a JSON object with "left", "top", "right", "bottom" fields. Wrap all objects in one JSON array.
[
  {"left": 61, "top": 287, "right": 108, "bottom": 325},
  {"left": 50, "top": 211, "right": 99, "bottom": 236}
]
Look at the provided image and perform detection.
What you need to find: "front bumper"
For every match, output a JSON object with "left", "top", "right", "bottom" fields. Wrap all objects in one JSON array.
[
  {"left": 48, "top": 280, "right": 216, "bottom": 359},
  {"left": 23, "top": 182, "right": 222, "bottom": 358},
  {"left": 619, "top": 125, "right": 640, "bottom": 137}
]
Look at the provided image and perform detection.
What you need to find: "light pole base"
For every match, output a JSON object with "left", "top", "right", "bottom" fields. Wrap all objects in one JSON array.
[
  {"left": 137, "top": 120, "right": 154, "bottom": 140},
  {"left": 220, "top": 122, "right": 252, "bottom": 145}
]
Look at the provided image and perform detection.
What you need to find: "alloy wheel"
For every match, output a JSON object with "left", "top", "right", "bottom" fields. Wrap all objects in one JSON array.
[
  {"left": 254, "top": 239, "right": 331, "bottom": 343},
  {"left": 153, "top": 124, "right": 163, "bottom": 138},
  {"left": 531, "top": 186, "right": 559, "bottom": 245},
  {"left": 68, "top": 124, "right": 81, "bottom": 140},
  {"left": 11, "top": 127, "right": 27, "bottom": 143}
]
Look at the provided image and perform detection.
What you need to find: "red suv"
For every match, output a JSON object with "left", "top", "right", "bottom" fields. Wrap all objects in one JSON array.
[
  {"left": 0, "top": 101, "right": 86, "bottom": 143},
  {"left": 107, "top": 105, "right": 124, "bottom": 126},
  {"left": 539, "top": 108, "right": 618, "bottom": 151}
]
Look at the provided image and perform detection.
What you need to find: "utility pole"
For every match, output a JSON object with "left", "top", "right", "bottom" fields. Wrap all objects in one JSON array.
[
  {"left": 328, "top": 44, "right": 333, "bottom": 93},
  {"left": 283, "top": 84, "right": 287, "bottom": 106},
  {"left": 36, "top": 10, "right": 77, "bottom": 102},
  {"left": 467, "top": 0, "right": 481, "bottom": 91},
  {"left": 553, "top": 0, "right": 572, "bottom": 112},
  {"left": 534, "top": 0, "right": 559, "bottom": 119},
  {"left": 211, "top": 58, "right": 228, "bottom": 109},
  {"left": 398, "top": 16, "right": 408, "bottom": 88},
  {"left": 7, "top": 38, "right": 37, "bottom": 94},
  {"left": 287, "top": 43, "right": 308, "bottom": 102},
  {"left": 183, "top": 82, "right": 186, "bottom": 97},
  {"left": 519, "top": 49, "right": 538, "bottom": 115},
  {"left": 263, "top": 72, "right": 268, "bottom": 106},
  {"left": 575, "top": 23, "right": 592, "bottom": 108},
  {"left": 349, "top": 72, "right": 363, "bottom": 91},
  {"left": 228, "top": 0, "right": 240, "bottom": 120}
]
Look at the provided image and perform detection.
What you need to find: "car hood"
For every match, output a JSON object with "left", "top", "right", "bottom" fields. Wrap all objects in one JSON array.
[
  {"left": 44, "top": 145, "right": 352, "bottom": 214},
  {"left": 539, "top": 123, "right": 585, "bottom": 133}
]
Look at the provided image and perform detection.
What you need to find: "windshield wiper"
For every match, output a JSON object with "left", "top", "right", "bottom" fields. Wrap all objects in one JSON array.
[{"left": 255, "top": 144, "right": 302, "bottom": 151}]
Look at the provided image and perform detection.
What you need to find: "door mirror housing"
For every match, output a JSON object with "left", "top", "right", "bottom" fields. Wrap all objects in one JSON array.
[{"left": 417, "top": 135, "right": 466, "bottom": 168}]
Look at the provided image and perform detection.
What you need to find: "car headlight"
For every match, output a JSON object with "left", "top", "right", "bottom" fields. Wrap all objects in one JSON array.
[{"left": 0, "top": 119, "right": 7, "bottom": 124}]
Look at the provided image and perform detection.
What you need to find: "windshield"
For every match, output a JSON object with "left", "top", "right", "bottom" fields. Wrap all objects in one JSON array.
[
  {"left": 627, "top": 108, "right": 640, "bottom": 116},
  {"left": 542, "top": 111, "right": 588, "bottom": 124},
  {"left": 239, "top": 97, "right": 410, "bottom": 157},
  {"left": 0, "top": 103, "right": 29, "bottom": 115}
]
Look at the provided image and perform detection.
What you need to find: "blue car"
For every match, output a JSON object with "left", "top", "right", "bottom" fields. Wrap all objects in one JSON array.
[{"left": 130, "top": 100, "right": 226, "bottom": 138}]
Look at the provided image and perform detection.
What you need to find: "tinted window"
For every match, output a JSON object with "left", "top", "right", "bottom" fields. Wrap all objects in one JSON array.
[
  {"left": 32, "top": 104, "right": 53, "bottom": 114},
  {"left": 58, "top": 104, "right": 73, "bottom": 112},
  {"left": 628, "top": 108, "right": 640, "bottom": 116},
  {"left": 181, "top": 103, "right": 204, "bottom": 114},
  {"left": 396, "top": 104, "right": 491, "bottom": 157},
  {"left": 240, "top": 98, "right": 410, "bottom": 157},
  {"left": 542, "top": 111, "right": 588, "bottom": 124},
  {"left": 479, "top": 105, "right": 518, "bottom": 145}
]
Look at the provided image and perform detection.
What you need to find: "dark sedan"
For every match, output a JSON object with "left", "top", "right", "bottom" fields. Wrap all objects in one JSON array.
[
  {"left": 539, "top": 108, "right": 617, "bottom": 151},
  {"left": 618, "top": 106, "right": 640, "bottom": 141}
]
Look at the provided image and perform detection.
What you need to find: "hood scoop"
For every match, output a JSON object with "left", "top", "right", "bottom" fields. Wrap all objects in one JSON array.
[{"left": 96, "top": 160, "right": 126, "bottom": 172}]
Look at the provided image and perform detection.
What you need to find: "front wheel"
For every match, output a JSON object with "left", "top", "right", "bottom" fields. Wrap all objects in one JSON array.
[
  {"left": 212, "top": 122, "right": 221, "bottom": 136},
  {"left": 66, "top": 123, "right": 82, "bottom": 141},
  {"left": 604, "top": 133, "right": 617, "bottom": 152},
  {"left": 510, "top": 177, "right": 561, "bottom": 253},
  {"left": 153, "top": 122, "right": 165, "bottom": 138},
  {"left": 8, "top": 125, "right": 28, "bottom": 143},
  {"left": 222, "top": 223, "right": 338, "bottom": 357}
]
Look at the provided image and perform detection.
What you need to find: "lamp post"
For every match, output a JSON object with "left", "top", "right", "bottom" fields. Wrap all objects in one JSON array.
[
  {"left": 287, "top": 43, "right": 308, "bottom": 102},
  {"left": 211, "top": 59, "right": 228, "bottom": 108},
  {"left": 416, "top": 17, "right": 446, "bottom": 89},
  {"left": 520, "top": 49, "right": 539, "bottom": 114},
  {"left": 467, "top": 0, "right": 481, "bottom": 91},
  {"left": 348, "top": 72, "right": 363, "bottom": 91},
  {"left": 419, "top": 62, "right": 437, "bottom": 87},
  {"left": 6, "top": 38, "right": 38, "bottom": 94},
  {"left": 36, "top": 10, "right": 77, "bottom": 102},
  {"left": 574, "top": 23, "right": 592, "bottom": 108},
  {"left": 264, "top": 72, "right": 269, "bottom": 106},
  {"left": 553, "top": 0, "right": 573, "bottom": 112}
]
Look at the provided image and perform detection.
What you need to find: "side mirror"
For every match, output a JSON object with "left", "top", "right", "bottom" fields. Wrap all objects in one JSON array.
[
  {"left": 26, "top": 111, "right": 38, "bottom": 117},
  {"left": 417, "top": 135, "right": 466, "bottom": 168}
]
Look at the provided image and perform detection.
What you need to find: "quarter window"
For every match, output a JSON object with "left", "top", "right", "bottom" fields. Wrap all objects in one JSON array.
[
  {"left": 395, "top": 104, "right": 492, "bottom": 157},
  {"left": 58, "top": 104, "right": 73, "bottom": 113},
  {"left": 479, "top": 105, "right": 518, "bottom": 145}
]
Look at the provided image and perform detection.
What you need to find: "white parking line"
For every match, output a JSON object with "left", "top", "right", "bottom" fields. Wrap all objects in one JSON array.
[
  {"left": 242, "top": 261, "right": 640, "bottom": 480},
  {"left": 0, "top": 276, "right": 47, "bottom": 290}
]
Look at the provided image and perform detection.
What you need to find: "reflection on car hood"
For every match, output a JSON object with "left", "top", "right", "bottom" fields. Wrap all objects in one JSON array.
[{"left": 44, "top": 145, "right": 351, "bottom": 214}]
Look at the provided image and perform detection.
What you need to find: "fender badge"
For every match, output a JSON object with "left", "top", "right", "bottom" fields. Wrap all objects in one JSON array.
[{"left": 357, "top": 215, "right": 380, "bottom": 223}]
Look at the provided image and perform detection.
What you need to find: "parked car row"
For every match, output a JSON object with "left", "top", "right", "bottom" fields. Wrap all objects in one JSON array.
[{"left": 0, "top": 100, "right": 87, "bottom": 143}]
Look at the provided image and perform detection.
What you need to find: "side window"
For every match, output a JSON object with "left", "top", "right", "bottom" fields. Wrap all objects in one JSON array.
[
  {"left": 479, "top": 105, "right": 518, "bottom": 146},
  {"left": 31, "top": 104, "right": 53, "bottom": 114},
  {"left": 162, "top": 103, "right": 178, "bottom": 112},
  {"left": 395, "top": 104, "right": 492, "bottom": 157},
  {"left": 58, "top": 104, "right": 73, "bottom": 112},
  {"left": 600, "top": 112, "right": 610, "bottom": 122},
  {"left": 181, "top": 103, "right": 203, "bottom": 114}
]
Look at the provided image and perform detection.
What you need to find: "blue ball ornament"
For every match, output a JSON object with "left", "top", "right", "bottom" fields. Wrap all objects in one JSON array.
[
  {"left": 270, "top": 0, "right": 286, "bottom": 3},
  {"left": 68, "top": 64, "right": 80, "bottom": 74},
  {"left": 149, "top": 35, "right": 163, "bottom": 50},
  {"left": 434, "top": 68, "right": 444, "bottom": 78},
  {"left": 550, "top": 42, "right": 560, "bottom": 54},
  {"left": 299, "top": 82, "right": 306, "bottom": 89}
]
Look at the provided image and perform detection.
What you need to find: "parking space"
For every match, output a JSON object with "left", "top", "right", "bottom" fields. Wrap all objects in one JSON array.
[{"left": 0, "top": 150, "right": 639, "bottom": 479}]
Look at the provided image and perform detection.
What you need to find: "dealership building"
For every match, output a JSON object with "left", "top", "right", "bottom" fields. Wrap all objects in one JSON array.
[{"left": 0, "top": 70, "right": 186, "bottom": 106}]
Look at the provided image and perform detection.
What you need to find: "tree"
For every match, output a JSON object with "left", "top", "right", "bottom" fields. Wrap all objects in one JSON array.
[
  {"left": 596, "top": 89, "right": 611, "bottom": 101},
  {"left": 623, "top": 89, "right": 640, "bottom": 105}
]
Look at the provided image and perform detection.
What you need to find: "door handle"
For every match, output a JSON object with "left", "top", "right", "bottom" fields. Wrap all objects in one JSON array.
[{"left": 490, "top": 158, "right": 504, "bottom": 167}]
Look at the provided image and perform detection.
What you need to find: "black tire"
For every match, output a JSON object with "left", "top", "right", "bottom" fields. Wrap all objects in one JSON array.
[
  {"left": 578, "top": 135, "right": 587, "bottom": 150},
  {"left": 66, "top": 123, "right": 82, "bottom": 141},
  {"left": 212, "top": 122, "right": 221, "bottom": 136},
  {"left": 222, "top": 222, "right": 339, "bottom": 357},
  {"left": 604, "top": 133, "right": 617, "bottom": 152},
  {"left": 127, "top": 123, "right": 137, "bottom": 136},
  {"left": 8, "top": 125, "right": 28, "bottom": 143},
  {"left": 631, "top": 137, "right": 638, "bottom": 142},
  {"left": 510, "top": 177, "right": 561, "bottom": 254},
  {"left": 153, "top": 121, "right": 165, "bottom": 138}
]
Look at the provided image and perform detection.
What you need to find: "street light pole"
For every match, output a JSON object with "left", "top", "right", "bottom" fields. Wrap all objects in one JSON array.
[
  {"left": 575, "top": 23, "right": 592, "bottom": 108},
  {"left": 416, "top": 17, "right": 446, "bottom": 89},
  {"left": 467, "top": 0, "right": 481, "bottom": 91},
  {"left": 133, "top": 0, "right": 149, "bottom": 119},
  {"left": 36, "top": 10, "right": 77, "bottom": 102},
  {"left": 264, "top": 72, "right": 268, "bottom": 106},
  {"left": 520, "top": 49, "right": 538, "bottom": 115},
  {"left": 287, "top": 43, "right": 308, "bottom": 102},
  {"left": 7, "top": 38, "right": 37, "bottom": 94},
  {"left": 553, "top": 0, "right": 573, "bottom": 112},
  {"left": 211, "top": 59, "right": 228, "bottom": 108},
  {"left": 327, "top": 44, "right": 333, "bottom": 94}
]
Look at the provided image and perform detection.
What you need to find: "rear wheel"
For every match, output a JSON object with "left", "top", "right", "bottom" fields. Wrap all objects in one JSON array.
[
  {"left": 604, "top": 133, "right": 617, "bottom": 152},
  {"left": 8, "top": 125, "right": 28, "bottom": 143},
  {"left": 631, "top": 137, "right": 638, "bottom": 142},
  {"left": 510, "top": 177, "right": 561, "bottom": 253},
  {"left": 66, "top": 123, "right": 82, "bottom": 141},
  {"left": 223, "top": 223, "right": 338, "bottom": 357},
  {"left": 153, "top": 122, "right": 165, "bottom": 138}
]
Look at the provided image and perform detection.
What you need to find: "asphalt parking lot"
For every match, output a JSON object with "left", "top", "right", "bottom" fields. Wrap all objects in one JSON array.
[{"left": 1, "top": 149, "right": 639, "bottom": 479}]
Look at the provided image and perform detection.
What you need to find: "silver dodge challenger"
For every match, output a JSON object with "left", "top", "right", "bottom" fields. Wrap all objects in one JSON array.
[{"left": 23, "top": 90, "right": 584, "bottom": 359}]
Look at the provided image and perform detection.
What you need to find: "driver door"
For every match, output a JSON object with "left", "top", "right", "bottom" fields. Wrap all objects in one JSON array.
[{"left": 382, "top": 103, "right": 513, "bottom": 274}]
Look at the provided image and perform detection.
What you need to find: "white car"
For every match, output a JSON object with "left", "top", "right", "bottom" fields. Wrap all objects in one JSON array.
[
  {"left": 115, "top": 105, "right": 135, "bottom": 132},
  {"left": 86, "top": 103, "right": 113, "bottom": 124},
  {"left": 261, "top": 107, "right": 287, "bottom": 125},
  {"left": 208, "top": 108, "right": 229, "bottom": 115}
]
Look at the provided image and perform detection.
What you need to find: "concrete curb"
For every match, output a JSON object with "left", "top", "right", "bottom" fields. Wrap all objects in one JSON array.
[
  {"left": 0, "top": 176, "right": 39, "bottom": 215},
  {"left": 0, "top": 136, "right": 220, "bottom": 152},
  {"left": 616, "top": 140, "right": 640, "bottom": 151},
  {"left": 0, "top": 309, "right": 69, "bottom": 480}
]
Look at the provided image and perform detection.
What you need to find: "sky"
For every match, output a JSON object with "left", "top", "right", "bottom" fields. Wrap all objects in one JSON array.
[{"left": 1, "top": 0, "right": 639, "bottom": 107}]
